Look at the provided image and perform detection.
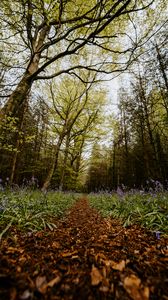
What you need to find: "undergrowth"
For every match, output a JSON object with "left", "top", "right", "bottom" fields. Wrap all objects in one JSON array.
[
  {"left": 0, "top": 189, "right": 78, "bottom": 239},
  {"left": 89, "top": 191, "right": 168, "bottom": 235}
]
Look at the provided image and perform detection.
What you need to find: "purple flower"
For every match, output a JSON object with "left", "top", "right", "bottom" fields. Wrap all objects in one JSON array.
[
  {"left": 117, "top": 186, "right": 124, "bottom": 197},
  {"left": 155, "top": 231, "right": 160, "bottom": 239}
]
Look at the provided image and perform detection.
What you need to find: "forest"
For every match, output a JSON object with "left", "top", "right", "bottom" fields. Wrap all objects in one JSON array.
[
  {"left": 0, "top": 0, "right": 167, "bottom": 192},
  {"left": 0, "top": 1, "right": 168, "bottom": 300}
]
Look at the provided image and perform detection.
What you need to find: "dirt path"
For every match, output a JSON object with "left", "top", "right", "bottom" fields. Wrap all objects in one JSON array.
[{"left": 0, "top": 198, "right": 168, "bottom": 300}]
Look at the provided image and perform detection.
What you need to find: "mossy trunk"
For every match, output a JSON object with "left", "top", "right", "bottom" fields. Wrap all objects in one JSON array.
[{"left": 1, "top": 73, "right": 32, "bottom": 118}]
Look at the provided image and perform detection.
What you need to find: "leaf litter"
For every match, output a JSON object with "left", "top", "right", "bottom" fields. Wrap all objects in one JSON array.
[{"left": 0, "top": 197, "right": 168, "bottom": 299}]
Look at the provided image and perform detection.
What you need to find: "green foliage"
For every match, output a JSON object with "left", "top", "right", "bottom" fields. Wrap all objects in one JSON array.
[
  {"left": 0, "top": 189, "right": 79, "bottom": 239},
  {"left": 0, "top": 116, "right": 35, "bottom": 152},
  {"left": 89, "top": 192, "right": 168, "bottom": 234}
]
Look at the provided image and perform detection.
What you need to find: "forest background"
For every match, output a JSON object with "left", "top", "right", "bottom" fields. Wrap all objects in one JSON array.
[{"left": 0, "top": 0, "right": 168, "bottom": 192}]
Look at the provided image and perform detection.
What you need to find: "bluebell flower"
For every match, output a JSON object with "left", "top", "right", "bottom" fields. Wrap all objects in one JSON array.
[
  {"left": 155, "top": 231, "right": 160, "bottom": 239},
  {"left": 117, "top": 186, "right": 124, "bottom": 197}
]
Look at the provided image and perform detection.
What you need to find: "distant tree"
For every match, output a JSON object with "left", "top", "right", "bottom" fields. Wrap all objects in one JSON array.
[{"left": 86, "top": 143, "right": 110, "bottom": 192}]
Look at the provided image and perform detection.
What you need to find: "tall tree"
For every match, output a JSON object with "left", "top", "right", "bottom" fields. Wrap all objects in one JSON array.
[
  {"left": 42, "top": 73, "right": 105, "bottom": 190},
  {"left": 0, "top": 0, "right": 156, "bottom": 120}
]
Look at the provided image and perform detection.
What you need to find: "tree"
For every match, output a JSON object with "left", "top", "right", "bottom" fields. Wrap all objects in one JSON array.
[
  {"left": 41, "top": 73, "right": 106, "bottom": 190},
  {"left": 0, "top": 0, "right": 156, "bottom": 120},
  {"left": 86, "top": 142, "right": 111, "bottom": 192}
]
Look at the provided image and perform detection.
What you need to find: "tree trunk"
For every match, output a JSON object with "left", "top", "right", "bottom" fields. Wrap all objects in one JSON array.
[
  {"left": 10, "top": 99, "right": 28, "bottom": 183},
  {"left": 139, "top": 75, "right": 160, "bottom": 178},
  {"left": 1, "top": 73, "right": 32, "bottom": 118},
  {"left": 155, "top": 44, "right": 168, "bottom": 95},
  {"left": 59, "top": 133, "right": 70, "bottom": 191},
  {"left": 1, "top": 25, "right": 50, "bottom": 118},
  {"left": 112, "top": 142, "right": 117, "bottom": 189},
  {"left": 10, "top": 139, "right": 20, "bottom": 184},
  {"left": 42, "top": 137, "right": 64, "bottom": 191},
  {"left": 73, "top": 139, "right": 85, "bottom": 189}
]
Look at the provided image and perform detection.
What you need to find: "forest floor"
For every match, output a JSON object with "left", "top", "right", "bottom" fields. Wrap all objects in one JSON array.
[{"left": 0, "top": 197, "right": 168, "bottom": 300}]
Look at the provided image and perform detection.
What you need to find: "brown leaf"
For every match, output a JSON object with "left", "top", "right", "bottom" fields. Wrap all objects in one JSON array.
[
  {"left": 46, "top": 276, "right": 61, "bottom": 288},
  {"left": 35, "top": 276, "right": 47, "bottom": 291},
  {"left": 36, "top": 275, "right": 61, "bottom": 294},
  {"left": 61, "top": 250, "right": 78, "bottom": 257},
  {"left": 95, "top": 252, "right": 107, "bottom": 263},
  {"left": 161, "top": 247, "right": 168, "bottom": 256},
  {"left": 143, "top": 287, "right": 150, "bottom": 299},
  {"left": 123, "top": 274, "right": 149, "bottom": 300},
  {"left": 91, "top": 265, "right": 103, "bottom": 286},
  {"left": 16, "top": 266, "right": 22, "bottom": 272},
  {"left": 7, "top": 247, "right": 24, "bottom": 254},
  {"left": 9, "top": 287, "right": 17, "bottom": 300},
  {"left": 99, "top": 286, "right": 109, "bottom": 292},
  {"left": 124, "top": 274, "right": 141, "bottom": 288},
  {"left": 60, "top": 284, "right": 70, "bottom": 292},
  {"left": 20, "top": 290, "right": 32, "bottom": 300},
  {"left": 35, "top": 232, "right": 43, "bottom": 238},
  {"left": 52, "top": 241, "right": 60, "bottom": 248},
  {"left": 104, "top": 259, "right": 126, "bottom": 271},
  {"left": 110, "top": 260, "right": 126, "bottom": 271}
]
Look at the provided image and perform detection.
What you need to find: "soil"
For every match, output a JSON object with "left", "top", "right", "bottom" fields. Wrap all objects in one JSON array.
[{"left": 0, "top": 197, "right": 168, "bottom": 300}]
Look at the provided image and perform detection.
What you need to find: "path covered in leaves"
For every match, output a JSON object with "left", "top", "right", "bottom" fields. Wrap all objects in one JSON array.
[{"left": 0, "top": 197, "right": 168, "bottom": 300}]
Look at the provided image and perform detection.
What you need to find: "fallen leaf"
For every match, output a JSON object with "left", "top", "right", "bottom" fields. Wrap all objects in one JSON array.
[
  {"left": 73, "top": 277, "right": 80, "bottom": 284},
  {"left": 102, "top": 266, "right": 107, "bottom": 278},
  {"left": 124, "top": 274, "right": 141, "bottom": 288},
  {"left": 71, "top": 255, "right": 79, "bottom": 259},
  {"left": 36, "top": 275, "right": 61, "bottom": 294},
  {"left": 91, "top": 265, "right": 103, "bottom": 286},
  {"left": 104, "top": 259, "right": 126, "bottom": 271},
  {"left": 35, "top": 232, "right": 43, "bottom": 238},
  {"left": 52, "top": 241, "right": 60, "bottom": 248},
  {"left": 10, "top": 287, "right": 17, "bottom": 300},
  {"left": 7, "top": 247, "right": 24, "bottom": 254},
  {"left": 143, "top": 287, "right": 150, "bottom": 299},
  {"left": 99, "top": 235, "right": 108, "bottom": 241},
  {"left": 95, "top": 252, "right": 107, "bottom": 263},
  {"left": 61, "top": 250, "right": 78, "bottom": 257},
  {"left": 161, "top": 248, "right": 168, "bottom": 256},
  {"left": 123, "top": 274, "right": 149, "bottom": 300},
  {"left": 161, "top": 257, "right": 168, "bottom": 261},
  {"left": 16, "top": 266, "right": 22, "bottom": 272},
  {"left": 61, "top": 284, "right": 70, "bottom": 291},
  {"left": 99, "top": 286, "right": 109, "bottom": 292},
  {"left": 35, "top": 276, "right": 47, "bottom": 291},
  {"left": 110, "top": 260, "right": 126, "bottom": 271},
  {"left": 46, "top": 276, "right": 61, "bottom": 288},
  {"left": 20, "top": 290, "right": 32, "bottom": 300}
]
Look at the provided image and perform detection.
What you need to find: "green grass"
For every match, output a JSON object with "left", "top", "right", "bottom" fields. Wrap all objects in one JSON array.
[
  {"left": 0, "top": 189, "right": 79, "bottom": 239},
  {"left": 89, "top": 192, "right": 168, "bottom": 235}
]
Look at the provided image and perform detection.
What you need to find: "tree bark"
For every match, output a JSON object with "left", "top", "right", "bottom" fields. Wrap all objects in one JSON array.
[
  {"left": 59, "top": 132, "right": 70, "bottom": 191},
  {"left": 1, "top": 73, "right": 32, "bottom": 118},
  {"left": 1, "top": 25, "right": 50, "bottom": 118},
  {"left": 42, "top": 136, "right": 64, "bottom": 191}
]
